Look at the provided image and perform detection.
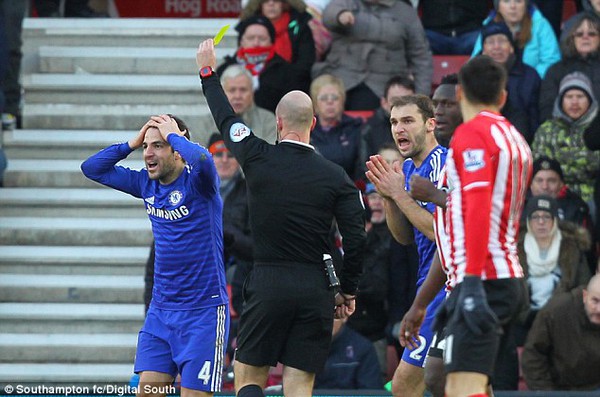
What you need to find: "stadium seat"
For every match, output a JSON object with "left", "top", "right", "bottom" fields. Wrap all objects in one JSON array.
[
  {"left": 562, "top": 0, "right": 578, "bottom": 23},
  {"left": 431, "top": 55, "right": 470, "bottom": 92}
]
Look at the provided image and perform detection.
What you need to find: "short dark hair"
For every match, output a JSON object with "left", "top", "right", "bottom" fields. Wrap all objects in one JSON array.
[
  {"left": 390, "top": 94, "right": 434, "bottom": 123},
  {"left": 384, "top": 75, "right": 415, "bottom": 98},
  {"left": 458, "top": 55, "right": 506, "bottom": 106},
  {"left": 167, "top": 114, "right": 191, "bottom": 140},
  {"left": 440, "top": 73, "right": 458, "bottom": 85}
]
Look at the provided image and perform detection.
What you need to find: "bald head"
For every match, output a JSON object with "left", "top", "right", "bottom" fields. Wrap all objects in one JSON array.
[
  {"left": 584, "top": 274, "right": 600, "bottom": 325},
  {"left": 276, "top": 91, "right": 315, "bottom": 138}
]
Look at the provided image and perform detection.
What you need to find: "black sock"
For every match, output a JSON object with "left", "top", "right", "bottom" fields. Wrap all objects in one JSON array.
[{"left": 237, "top": 384, "right": 264, "bottom": 397}]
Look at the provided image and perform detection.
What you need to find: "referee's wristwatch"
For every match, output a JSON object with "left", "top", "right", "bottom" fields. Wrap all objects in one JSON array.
[{"left": 199, "top": 66, "right": 214, "bottom": 78}]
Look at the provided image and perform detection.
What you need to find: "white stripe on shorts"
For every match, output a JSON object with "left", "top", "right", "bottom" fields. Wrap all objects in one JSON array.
[{"left": 211, "top": 304, "right": 227, "bottom": 391}]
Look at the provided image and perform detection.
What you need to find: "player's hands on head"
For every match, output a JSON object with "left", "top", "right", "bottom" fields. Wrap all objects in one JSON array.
[
  {"left": 128, "top": 120, "right": 154, "bottom": 150},
  {"left": 196, "top": 39, "right": 217, "bottom": 70},
  {"left": 149, "top": 114, "right": 184, "bottom": 141}
]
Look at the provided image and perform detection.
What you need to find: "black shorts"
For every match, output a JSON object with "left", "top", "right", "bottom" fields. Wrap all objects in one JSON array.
[
  {"left": 442, "top": 278, "right": 526, "bottom": 377},
  {"left": 427, "top": 327, "right": 446, "bottom": 360},
  {"left": 235, "top": 262, "right": 335, "bottom": 373}
]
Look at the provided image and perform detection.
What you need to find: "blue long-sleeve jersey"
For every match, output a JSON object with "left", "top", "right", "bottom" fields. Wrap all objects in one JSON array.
[
  {"left": 81, "top": 135, "right": 228, "bottom": 310},
  {"left": 403, "top": 145, "right": 447, "bottom": 288}
]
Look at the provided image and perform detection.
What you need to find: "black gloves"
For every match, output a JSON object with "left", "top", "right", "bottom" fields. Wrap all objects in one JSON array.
[{"left": 433, "top": 276, "right": 499, "bottom": 336}]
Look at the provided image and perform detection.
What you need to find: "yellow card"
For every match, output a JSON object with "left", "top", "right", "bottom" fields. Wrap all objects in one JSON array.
[{"left": 214, "top": 24, "right": 230, "bottom": 46}]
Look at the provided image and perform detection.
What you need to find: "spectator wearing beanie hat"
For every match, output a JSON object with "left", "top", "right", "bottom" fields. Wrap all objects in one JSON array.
[
  {"left": 471, "top": 0, "right": 560, "bottom": 78},
  {"left": 516, "top": 194, "right": 591, "bottom": 340},
  {"left": 480, "top": 21, "right": 541, "bottom": 144},
  {"left": 531, "top": 71, "right": 599, "bottom": 204},
  {"left": 216, "top": 15, "right": 308, "bottom": 112},
  {"left": 528, "top": 155, "right": 597, "bottom": 274}
]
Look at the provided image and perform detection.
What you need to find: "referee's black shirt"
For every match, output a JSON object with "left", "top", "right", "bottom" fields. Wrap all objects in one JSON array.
[{"left": 201, "top": 73, "right": 367, "bottom": 295}]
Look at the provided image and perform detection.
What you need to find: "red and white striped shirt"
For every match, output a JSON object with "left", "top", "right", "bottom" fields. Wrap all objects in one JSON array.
[
  {"left": 445, "top": 111, "right": 532, "bottom": 285},
  {"left": 433, "top": 167, "right": 455, "bottom": 292}
]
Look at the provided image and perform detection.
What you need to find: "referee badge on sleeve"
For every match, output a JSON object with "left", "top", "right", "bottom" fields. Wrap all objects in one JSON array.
[{"left": 230, "top": 123, "right": 251, "bottom": 142}]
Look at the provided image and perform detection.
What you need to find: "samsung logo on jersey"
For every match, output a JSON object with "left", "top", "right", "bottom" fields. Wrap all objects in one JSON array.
[{"left": 146, "top": 204, "right": 190, "bottom": 220}]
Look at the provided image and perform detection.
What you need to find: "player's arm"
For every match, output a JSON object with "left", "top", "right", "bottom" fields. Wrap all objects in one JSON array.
[
  {"left": 455, "top": 140, "right": 493, "bottom": 277},
  {"left": 383, "top": 198, "right": 414, "bottom": 244},
  {"left": 410, "top": 174, "right": 447, "bottom": 209},
  {"left": 446, "top": 129, "right": 498, "bottom": 336},
  {"left": 399, "top": 251, "right": 446, "bottom": 349},
  {"left": 81, "top": 125, "right": 148, "bottom": 197},
  {"left": 197, "top": 39, "right": 261, "bottom": 166}
]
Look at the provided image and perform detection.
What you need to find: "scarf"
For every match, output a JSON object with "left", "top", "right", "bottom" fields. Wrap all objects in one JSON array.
[
  {"left": 524, "top": 220, "right": 562, "bottom": 277},
  {"left": 236, "top": 45, "right": 275, "bottom": 77},
  {"left": 272, "top": 11, "right": 293, "bottom": 62}
]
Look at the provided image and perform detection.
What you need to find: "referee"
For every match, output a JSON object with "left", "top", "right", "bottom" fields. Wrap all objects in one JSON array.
[{"left": 196, "top": 39, "right": 367, "bottom": 397}]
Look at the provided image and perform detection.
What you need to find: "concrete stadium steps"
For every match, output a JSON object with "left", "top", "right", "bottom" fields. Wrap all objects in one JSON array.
[
  {"left": 39, "top": 45, "right": 231, "bottom": 75},
  {"left": 0, "top": 217, "right": 152, "bottom": 246},
  {"left": 0, "top": 363, "right": 133, "bottom": 384},
  {"left": 0, "top": 246, "right": 148, "bottom": 276},
  {"left": 0, "top": 274, "right": 144, "bottom": 303},
  {"left": 0, "top": 303, "right": 144, "bottom": 334},
  {"left": 22, "top": 17, "right": 238, "bottom": 75},
  {"left": 23, "top": 73, "right": 205, "bottom": 105},
  {"left": 0, "top": 334, "right": 137, "bottom": 363},
  {"left": 2, "top": 129, "right": 137, "bottom": 160},
  {"left": 4, "top": 159, "right": 144, "bottom": 188},
  {"left": 22, "top": 103, "right": 210, "bottom": 132},
  {"left": 0, "top": 188, "right": 145, "bottom": 217}
]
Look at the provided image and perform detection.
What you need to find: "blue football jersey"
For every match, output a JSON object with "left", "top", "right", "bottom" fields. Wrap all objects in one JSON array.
[
  {"left": 402, "top": 145, "right": 447, "bottom": 287},
  {"left": 81, "top": 135, "right": 227, "bottom": 310}
]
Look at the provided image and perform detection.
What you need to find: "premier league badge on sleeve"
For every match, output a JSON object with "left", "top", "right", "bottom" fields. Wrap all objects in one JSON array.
[{"left": 463, "top": 149, "right": 485, "bottom": 172}]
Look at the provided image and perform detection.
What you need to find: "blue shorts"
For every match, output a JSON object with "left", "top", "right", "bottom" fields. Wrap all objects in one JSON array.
[
  {"left": 401, "top": 288, "right": 446, "bottom": 368},
  {"left": 134, "top": 304, "right": 229, "bottom": 392}
]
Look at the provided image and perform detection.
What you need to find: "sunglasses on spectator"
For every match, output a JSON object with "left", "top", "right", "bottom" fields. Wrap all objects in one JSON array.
[
  {"left": 574, "top": 30, "right": 599, "bottom": 38},
  {"left": 318, "top": 94, "right": 341, "bottom": 102}
]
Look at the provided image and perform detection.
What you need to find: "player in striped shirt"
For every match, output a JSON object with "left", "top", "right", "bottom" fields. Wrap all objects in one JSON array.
[{"left": 437, "top": 56, "right": 532, "bottom": 397}]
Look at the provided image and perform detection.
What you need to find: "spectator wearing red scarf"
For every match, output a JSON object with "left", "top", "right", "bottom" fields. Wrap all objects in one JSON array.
[
  {"left": 217, "top": 15, "right": 310, "bottom": 112},
  {"left": 240, "top": 0, "right": 315, "bottom": 93}
]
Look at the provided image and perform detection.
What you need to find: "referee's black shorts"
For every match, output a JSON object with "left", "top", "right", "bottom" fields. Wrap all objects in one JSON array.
[
  {"left": 235, "top": 262, "right": 335, "bottom": 373},
  {"left": 443, "top": 277, "right": 526, "bottom": 378}
]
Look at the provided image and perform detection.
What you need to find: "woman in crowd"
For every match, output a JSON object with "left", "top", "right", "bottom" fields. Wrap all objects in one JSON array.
[
  {"left": 471, "top": 0, "right": 560, "bottom": 78},
  {"left": 309, "top": 74, "right": 363, "bottom": 181},
  {"left": 312, "top": 0, "right": 432, "bottom": 110},
  {"left": 540, "top": 13, "right": 600, "bottom": 121},
  {"left": 239, "top": 0, "right": 315, "bottom": 93},
  {"left": 517, "top": 195, "right": 591, "bottom": 338}
]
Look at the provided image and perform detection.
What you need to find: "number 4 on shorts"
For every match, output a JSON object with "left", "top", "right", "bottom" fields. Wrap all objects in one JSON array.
[{"left": 197, "top": 361, "right": 212, "bottom": 384}]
